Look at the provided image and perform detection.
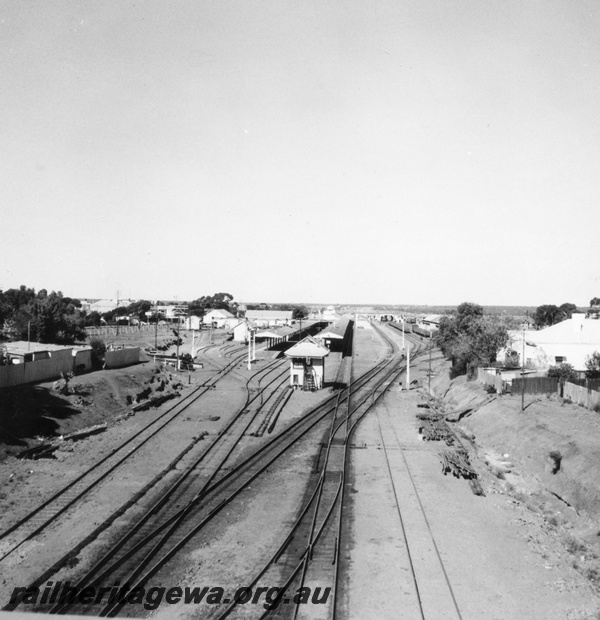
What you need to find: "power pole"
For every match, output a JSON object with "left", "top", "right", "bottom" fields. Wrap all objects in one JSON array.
[
  {"left": 116, "top": 290, "right": 119, "bottom": 336},
  {"left": 154, "top": 305, "right": 158, "bottom": 350},
  {"left": 521, "top": 325, "right": 526, "bottom": 411},
  {"left": 175, "top": 317, "right": 180, "bottom": 371},
  {"left": 428, "top": 330, "right": 432, "bottom": 395},
  {"left": 406, "top": 342, "right": 410, "bottom": 389}
]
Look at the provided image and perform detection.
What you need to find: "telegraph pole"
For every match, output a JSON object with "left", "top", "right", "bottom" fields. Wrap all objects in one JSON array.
[
  {"left": 406, "top": 342, "right": 410, "bottom": 389},
  {"left": 521, "top": 324, "right": 526, "bottom": 411},
  {"left": 428, "top": 330, "right": 433, "bottom": 395},
  {"left": 154, "top": 306, "right": 158, "bottom": 350}
]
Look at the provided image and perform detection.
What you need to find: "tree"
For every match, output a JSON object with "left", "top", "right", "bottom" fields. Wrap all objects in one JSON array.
[
  {"left": 548, "top": 363, "right": 578, "bottom": 382},
  {"left": 435, "top": 302, "right": 510, "bottom": 377},
  {"left": 534, "top": 305, "right": 560, "bottom": 328},
  {"left": 85, "top": 311, "right": 102, "bottom": 327},
  {"left": 585, "top": 351, "right": 600, "bottom": 379},
  {"left": 590, "top": 297, "right": 600, "bottom": 307},
  {"left": 558, "top": 303, "right": 578, "bottom": 321},
  {"left": 292, "top": 305, "right": 308, "bottom": 320}
]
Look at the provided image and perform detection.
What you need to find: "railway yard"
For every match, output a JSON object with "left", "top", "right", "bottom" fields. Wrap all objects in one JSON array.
[{"left": 1, "top": 322, "right": 600, "bottom": 619}]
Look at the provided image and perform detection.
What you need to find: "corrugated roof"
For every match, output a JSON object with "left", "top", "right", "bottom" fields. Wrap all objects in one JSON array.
[
  {"left": 318, "top": 317, "right": 351, "bottom": 339},
  {"left": 246, "top": 310, "right": 293, "bottom": 320},
  {"left": 284, "top": 336, "right": 330, "bottom": 359}
]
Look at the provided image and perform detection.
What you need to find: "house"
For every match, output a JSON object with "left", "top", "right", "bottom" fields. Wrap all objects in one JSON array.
[
  {"left": 500, "top": 314, "right": 600, "bottom": 372},
  {"left": 203, "top": 309, "right": 237, "bottom": 329},
  {"left": 284, "top": 336, "right": 330, "bottom": 390},
  {"left": 245, "top": 310, "right": 293, "bottom": 328},
  {"left": 184, "top": 316, "right": 202, "bottom": 330},
  {"left": 233, "top": 319, "right": 257, "bottom": 343}
]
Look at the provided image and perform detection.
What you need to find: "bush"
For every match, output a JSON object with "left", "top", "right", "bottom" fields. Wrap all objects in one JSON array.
[
  {"left": 89, "top": 337, "right": 107, "bottom": 370},
  {"left": 548, "top": 363, "right": 578, "bottom": 382}
]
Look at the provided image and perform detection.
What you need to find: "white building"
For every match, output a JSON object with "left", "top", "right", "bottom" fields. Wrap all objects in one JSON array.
[
  {"left": 245, "top": 310, "right": 293, "bottom": 327},
  {"left": 500, "top": 314, "right": 600, "bottom": 371},
  {"left": 203, "top": 308, "right": 237, "bottom": 329},
  {"left": 184, "top": 316, "right": 202, "bottom": 330},
  {"left": 233, "top": 319, "right": 257, "bottom": 343}
]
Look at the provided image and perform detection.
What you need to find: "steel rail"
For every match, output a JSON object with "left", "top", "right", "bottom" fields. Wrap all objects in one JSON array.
[{"left": 0, "top": 346, "right": 272, "bottom": 567}]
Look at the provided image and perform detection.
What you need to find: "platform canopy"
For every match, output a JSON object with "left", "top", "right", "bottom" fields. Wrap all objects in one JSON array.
[
  {"left": 317, "top": 317, "right": 351, "bottom": 340},
  {"left": 284, "top": 336, "right": 330, "bottom": 359}
]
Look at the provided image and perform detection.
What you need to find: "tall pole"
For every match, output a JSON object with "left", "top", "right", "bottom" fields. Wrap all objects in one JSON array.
[
  {"left": 116, "top": 290, "right": 119, "bottom": 336},
  {"left": 401, "top": 318, "right": 405, "bottom": 349},
  {"left": 176, "top": 321, "right": 180, "bottom": 371},
  {"left": 521, "top": 325, "right": 526, "bottom": 411},
  {"left": 28, "top": 321, "right": 31, "bottom": 351},
  {"left": 428, "top": 330, "right": 432, "bottom": 395},
  {"left": 247, "top": 333, "right": 252, "bottom": 370},
  {"left": 406, "top": 342, "right": 410, "bottom": 389},
  {"left": 154, "top": 302, "right": 158, "bottom": 350}
]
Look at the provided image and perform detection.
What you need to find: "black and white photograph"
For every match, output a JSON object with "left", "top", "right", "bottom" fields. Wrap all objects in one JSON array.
[{"left": 1, "top": 2, "right": 600, "bottom": 618}]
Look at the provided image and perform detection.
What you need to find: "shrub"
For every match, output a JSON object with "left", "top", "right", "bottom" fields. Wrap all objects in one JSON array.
[
  {"left": 593, "top": 403, "right": 600, "bottom": 414},
  {"left": 89, "top": 337, "right": 107, "bottom": 370},
  {"left": 548, "top": 363, "right": 578, "bottom": 382},
  {"left": 548, "top": 450, "right": 562, "bottom": 474}
]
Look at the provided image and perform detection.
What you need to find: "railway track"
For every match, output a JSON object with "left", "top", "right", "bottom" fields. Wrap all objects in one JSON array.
[
  {"left": 6, "top": 325, "right": 405, "bottom": 615},
  {"left": 0, "top": 342, "right": 271, "bottom": 568},
  {"left": 365, "top": 397, "right": 463, "bottom": 620},
  {"left": 207, "top": 323, "right": 424, "bottom": 620}
]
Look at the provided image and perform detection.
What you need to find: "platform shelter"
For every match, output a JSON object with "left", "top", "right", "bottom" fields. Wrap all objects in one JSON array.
[{"left": 284, "top": 336, "right": 330, "bottom": 391}]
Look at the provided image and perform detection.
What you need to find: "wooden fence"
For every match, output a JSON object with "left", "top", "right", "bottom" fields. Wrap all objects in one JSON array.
[
  {"left": 510, "top": 376, "right": 560, "bottom": 396},
  {"left": 85, "top": 324, "right": 171, "bottom": 337}
]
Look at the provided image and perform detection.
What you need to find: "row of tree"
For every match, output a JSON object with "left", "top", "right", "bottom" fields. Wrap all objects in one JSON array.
[
  {"left": 532, "top": 303, "right": 578, "bottom": 328},
  {"left": 0, "top": 286, "right": 86, "bottom": 344}
]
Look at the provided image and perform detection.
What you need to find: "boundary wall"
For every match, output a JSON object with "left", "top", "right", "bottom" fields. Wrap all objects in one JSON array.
[
  {"left": 105, "top": 347, "right": 140, "bottom": 369},
  {"left": 563, "top": 381, "right": 600, "bottom": 410},
  {"left": 0, "top": 347, "right": 139, "bottom": 389},
  {"left": 0, "top": 349, "right": 74, "bottom": 389}
]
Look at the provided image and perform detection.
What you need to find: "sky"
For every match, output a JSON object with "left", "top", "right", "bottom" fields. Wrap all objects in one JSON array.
[{"left": 1, "top": 1, "right": 600, "bottom": 307}]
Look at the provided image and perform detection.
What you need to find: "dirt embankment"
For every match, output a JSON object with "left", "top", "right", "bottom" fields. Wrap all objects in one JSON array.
[
  {"left": 0, "top": 362, "right": 184, "bottom": 461},
  {"left": 429, "top": 358, "right": 600, "bottom": 591}
]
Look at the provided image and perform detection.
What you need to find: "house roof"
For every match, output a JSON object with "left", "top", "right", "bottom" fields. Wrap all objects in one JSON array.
[
  {"left": 205, "top": 309, "right": 235, "bottom": 318},
  {"left": 284, "top": 336, "right": 330, "bottom": 359},
  {"left": 246, "top": 310, "right": 293, "bottom": 320},
  {"left": 527, "top": 316, "right": 600, "bottom": 345}
]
